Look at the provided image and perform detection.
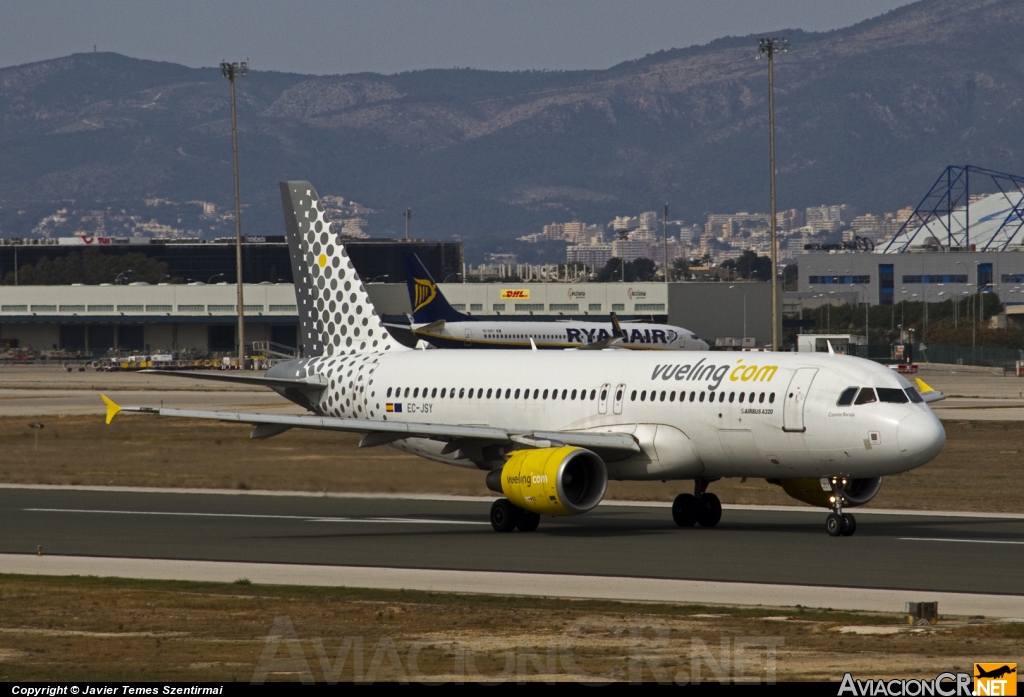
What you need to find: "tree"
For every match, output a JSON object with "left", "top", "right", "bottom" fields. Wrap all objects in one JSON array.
[
  {"left": 735, "top": 250, "right": 772, "bottom": 281},
  {"left": 2, "top": 249, "right": 174, "bottom": 285},
  {"left": 671, "top": 258, "right": 690, "bottom": 280},
  {"left": 595, "top": 257, "right": 657, "bottom": 282}
]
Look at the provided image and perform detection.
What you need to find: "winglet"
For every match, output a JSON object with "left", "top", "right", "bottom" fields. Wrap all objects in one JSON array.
[
  {"left": 530, "top": 338, "right": 538, "bottom": 351},
  {"left": 101, "top": 394, "right": 122, "bottom": 425},
  {"left": 610, "top": 311, "right": 624, "bottom": 338},
  {"left": 915, "top": 377, "right": 935, "bottom": 393},
  {"left": 826, "top": 340, "right": 836, "bottom": 355}
]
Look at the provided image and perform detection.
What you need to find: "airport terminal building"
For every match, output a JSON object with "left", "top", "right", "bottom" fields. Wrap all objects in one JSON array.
[{"left": 0, "top": 280, "right": 773, "bottom": 357}]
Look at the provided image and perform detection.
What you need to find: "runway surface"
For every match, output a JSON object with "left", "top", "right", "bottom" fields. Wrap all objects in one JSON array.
[{"left": 1, "top": 487, "right": 1021, "bottom": 598}]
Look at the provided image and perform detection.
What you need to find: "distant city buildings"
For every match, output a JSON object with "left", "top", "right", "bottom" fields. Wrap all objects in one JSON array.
[
  {"left": 1, "top": 193, "right": 379, "bottom": 242},
  {"left": 514, "top": 201, "right": 922, "bottom": 272}
]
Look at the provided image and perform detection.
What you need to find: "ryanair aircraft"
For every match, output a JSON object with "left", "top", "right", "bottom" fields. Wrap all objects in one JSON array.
[
  {"left": 400, "top": 252, "right": 708, "bottom": 351},
  {"left": 102, "top": 182, "right": 947, "bottom": 537}
]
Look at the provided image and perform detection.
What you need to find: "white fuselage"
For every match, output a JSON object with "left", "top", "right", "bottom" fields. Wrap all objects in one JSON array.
[
  {"left": 411, "top": 320, "right": 709, "bottom": 350},
  {"left": 273, "top": 349, "right": 945, "bottom": 481}
]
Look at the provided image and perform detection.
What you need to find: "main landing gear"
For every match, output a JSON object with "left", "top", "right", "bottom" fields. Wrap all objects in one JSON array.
[
  {"left": 825, "top": 477, "right": 857, "bottom": 537},
  {"left": 672, "top": 479, "right": 722, "bottom": 528},
  {"left": 490, "top": 499, "right": 541, "bottom": 533}
]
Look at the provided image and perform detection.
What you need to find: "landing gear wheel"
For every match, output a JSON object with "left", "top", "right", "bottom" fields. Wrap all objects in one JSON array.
[
  {"left": 841, "top": 513, "right": 857, "bottom": 537},
  {"left": 697, "top": 493, "right": 722, "bottom": 528},
  {"left": 490, "top": 499, "right": 519, "bottom": 533},
  {"left": 672, "top": 493, "right": 699, "bottom": 527},
  {"left": 516, "top": 511, "right": 541, "bottom": 532},
  {"left": 826, "top": 512, "right": 843, "bottom": 537}
]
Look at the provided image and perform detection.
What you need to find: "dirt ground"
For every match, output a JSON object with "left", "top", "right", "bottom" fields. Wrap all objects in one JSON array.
[
  {"left": 0, "top": 575, "right": 1019, "bottom": 683},
  {"left": 0, "top": 415, "right": 1020, "bottom": 512}
]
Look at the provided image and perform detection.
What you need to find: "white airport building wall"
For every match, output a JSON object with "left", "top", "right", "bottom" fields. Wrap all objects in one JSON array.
[
  {"left": 0, "top": 280, "right": 775, "bottom": 353},
  {"left": 797, "top": 250, "right": 1024, "bottom": 306}
]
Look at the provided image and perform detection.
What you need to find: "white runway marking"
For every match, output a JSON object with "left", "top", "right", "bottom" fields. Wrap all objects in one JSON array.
[
  {"left": 23, "top": 508, "right": 489, "bottom": 526},
  {"left": 899, "top": 537, "right": 1024, "bottom": 545}
]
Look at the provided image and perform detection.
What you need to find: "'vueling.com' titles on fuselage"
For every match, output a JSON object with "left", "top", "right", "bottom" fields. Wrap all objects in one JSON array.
[{"left": 651, "top": 359, "right": 777, "bottom": 391}]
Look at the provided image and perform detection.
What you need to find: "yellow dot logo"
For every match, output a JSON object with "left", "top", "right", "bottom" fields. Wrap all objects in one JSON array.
[{"left": 317, "top": 254, "right": 327, "bottom": 268}]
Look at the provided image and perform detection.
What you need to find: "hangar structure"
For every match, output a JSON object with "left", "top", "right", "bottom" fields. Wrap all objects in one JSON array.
[
  {"left": 0, "top": 280, "right": 773, "bottom": 357},
  {"left": 798, "top": 165, "right": 1024, "bottom": 307}
]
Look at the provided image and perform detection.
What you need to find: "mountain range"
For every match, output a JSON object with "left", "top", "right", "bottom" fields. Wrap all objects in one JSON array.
[{"left": 1, "top": 0, "right": 1023, "bottom": 261}]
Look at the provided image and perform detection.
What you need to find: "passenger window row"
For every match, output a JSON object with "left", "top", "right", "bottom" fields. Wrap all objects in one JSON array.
[
  {"left": 386, "top": 386, "right": 599, "bottom": 401},
  {"left": 836, "top": 386, "right": 922, "bottom": 406},
  {"left": 630, "top": 389, "right": 775, "bottom": 405}
]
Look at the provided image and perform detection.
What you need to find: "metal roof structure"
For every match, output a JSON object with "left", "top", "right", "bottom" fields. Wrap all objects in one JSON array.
[{"left": 882, "top": 166, "right": 1024, "bottom": 253}]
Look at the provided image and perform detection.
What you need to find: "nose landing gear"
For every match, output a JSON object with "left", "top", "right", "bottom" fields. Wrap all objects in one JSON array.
[
  {"left": 672, "top": 479, "right": 722, "bottom": 528},
  {"left": 825, "top": 477, "right": 857, "bottom": 537}
]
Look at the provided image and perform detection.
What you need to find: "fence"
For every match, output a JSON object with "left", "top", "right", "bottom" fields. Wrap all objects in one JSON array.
[{"left": 843, "top": 344, "right": 1024, "bottom": 370}]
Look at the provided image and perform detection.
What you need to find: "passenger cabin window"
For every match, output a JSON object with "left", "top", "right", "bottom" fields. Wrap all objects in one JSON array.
[
  {"left": 905, "top": 387, "right": 924, "bottom": 403},
  {"left": 877, "top": 388, "right": 909, "bottom": 404},
  {"left": 854, "top": 388, "right": 877, "bottom": 405},
  {"left": 387, "top": 387, "right": 393, "bottom": 397}
]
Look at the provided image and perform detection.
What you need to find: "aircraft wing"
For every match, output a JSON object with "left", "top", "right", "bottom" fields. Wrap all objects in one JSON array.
[
  {"left": 578, "top": 311, "right": 625, "bottom": 350},
  {"left": 915, "top": 378, "right": 945, "bottom": 403},
  {"left": 101, "top": 395, "right": 641, "bottom": 456},
  {"left": 140, "top": 369, "right": 327, "bottom": 392}
]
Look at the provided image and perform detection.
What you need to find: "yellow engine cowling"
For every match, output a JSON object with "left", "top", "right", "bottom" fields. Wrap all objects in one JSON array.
[
  {"left": 487, "top": 446, "right": 608, "bottom": 516},
  {"left": 774, "top": 477, "right": 882, "bottom": 509}
]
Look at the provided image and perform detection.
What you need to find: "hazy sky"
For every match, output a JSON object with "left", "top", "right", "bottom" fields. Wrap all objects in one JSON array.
[{"left": 1, "top": 0, "right": 919, "bottom": 75}]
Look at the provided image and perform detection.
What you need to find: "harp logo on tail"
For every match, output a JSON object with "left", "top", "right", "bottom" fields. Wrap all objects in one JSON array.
[{"left": 413, "top": 278, "right": 437, "bottom": 313}]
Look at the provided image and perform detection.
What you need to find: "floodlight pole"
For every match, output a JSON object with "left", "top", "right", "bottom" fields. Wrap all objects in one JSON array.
[
  {"left": 222, "top": 60, "right": 248, "bottom": 368},
  {"left": 404, "top": 208, "right": 411, "bottom": 240},
  {"left": 758, "top": 37, "right": 787, "bottom": 352},
  {"left": 663, "top": 203, "right": 669, "bottom": 283}
]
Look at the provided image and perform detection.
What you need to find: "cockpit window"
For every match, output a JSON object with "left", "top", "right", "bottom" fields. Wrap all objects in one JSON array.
[
  {"left": 877, "top": 388, "right": 909, "bottom": 404},
  {"left": 854, "top": 388, "right": 877, "bottom": 405},
  {"left": 836, "top": 387, "right": 858, "bottom": 406},
  {"left": 904, "top": 387, "right": 924, "bottom": 403}
]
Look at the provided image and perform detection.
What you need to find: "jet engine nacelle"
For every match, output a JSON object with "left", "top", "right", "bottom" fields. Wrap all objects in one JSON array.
[
  {"left": 487, "top": 446, "right": 608, "bottom": 516},
  {"left": 774, "top": 477, "right": 882, "bottom": 509}
]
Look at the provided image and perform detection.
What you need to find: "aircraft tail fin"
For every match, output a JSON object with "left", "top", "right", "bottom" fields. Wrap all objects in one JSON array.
[
  {"left": 402, "top": 252, "right": 470, "bottom": 323},
  {"left": 280, "top": 181, "right": 407, "bottom": 357}
]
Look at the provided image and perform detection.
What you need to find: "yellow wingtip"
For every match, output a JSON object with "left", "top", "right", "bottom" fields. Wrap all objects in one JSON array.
[
  {"left": 915, "top": 377, "right": 935, "bottom": 393},
  {"left": 100, "top": 394, "right": 122, "bottom": 425}
]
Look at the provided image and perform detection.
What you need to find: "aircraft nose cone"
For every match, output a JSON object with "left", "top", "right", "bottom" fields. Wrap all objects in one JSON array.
[{"left": 896, "top": 411, "right": 945, "bottom": 465}]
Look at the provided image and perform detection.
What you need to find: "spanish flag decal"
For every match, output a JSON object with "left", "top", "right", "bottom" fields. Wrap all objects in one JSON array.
[
  {"left": 386, "top": 403, "right": 402, "bottom": 413},
  {"left": 413, "top": 278, "right": 437, "bottom": 313}
]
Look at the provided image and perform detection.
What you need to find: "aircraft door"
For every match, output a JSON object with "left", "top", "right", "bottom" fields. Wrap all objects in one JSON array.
[
  {"left": 598, "top": 383, "right": 610, "bottom": 414},
  {"left": 464, "top": 329, "right": 473, "bottom": 347},
  {"left": 613, "top": 383, "right": 626, "bottom": 415},
  {"left": 783, "top": 367, "right": 818, "bottom": 433}
]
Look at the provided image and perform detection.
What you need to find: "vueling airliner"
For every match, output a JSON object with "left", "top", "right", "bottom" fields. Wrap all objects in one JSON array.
[
  {"left": 399, "top": 252, "right": 709, "bottom": 351},
  {"left": 102, "top": 182, "right": 946, "bottom": 537}
]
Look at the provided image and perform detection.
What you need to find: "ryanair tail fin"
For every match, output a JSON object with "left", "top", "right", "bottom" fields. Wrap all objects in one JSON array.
[
  {"left": 402, "top": 252, "right": 471, "bottom": 323},
  {"left": 280, "top": 181, "right": 407, "bottom": 357}
]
